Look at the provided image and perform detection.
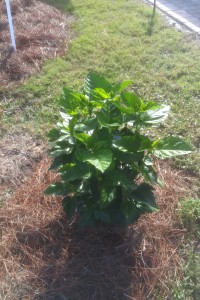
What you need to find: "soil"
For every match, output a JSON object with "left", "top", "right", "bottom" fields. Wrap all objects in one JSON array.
[{"left": 0, "top": 0, "right": 73, "bottom": 86}]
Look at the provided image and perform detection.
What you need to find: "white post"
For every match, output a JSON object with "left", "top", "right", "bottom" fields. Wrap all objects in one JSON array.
[{"left": 5, "top": 0, "right": 16, "bottom": 51}]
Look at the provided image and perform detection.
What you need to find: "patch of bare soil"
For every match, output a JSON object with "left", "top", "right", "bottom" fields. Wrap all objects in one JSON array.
[
  {"left": 0, "top": 157, "right": 194, "bottom": 300},
  {"left": 0, "top": 132, "right": 46, "bottom": 203},
  {"left": 0, "top": 0, "right": 73, "bottom": 86}
]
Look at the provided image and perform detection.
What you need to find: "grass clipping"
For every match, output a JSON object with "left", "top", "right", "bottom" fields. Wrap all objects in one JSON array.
[
  {"left": 0, "top": 158, "right": 192, "bottom": 299},
  {"left": 0, "top": 0, "right": 73, "bottom": 85}
]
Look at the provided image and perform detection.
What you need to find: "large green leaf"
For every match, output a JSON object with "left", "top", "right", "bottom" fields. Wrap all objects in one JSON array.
[
  {"left": 113, "top": 103, "right": 133, "bottom": 115},
  {"left": 74, "top": 132, "right": 92, "bottom": 147},
  {"left": 48, "top": 128, "right": 62, "bottom": 142},
  {"left": 113, "top": 80, "right": 133, "bottom": 94},
  {"left": 121, "top": 91, "right": 143, "bottom": 112},
  {"left": 60, "top": 163, "right": 91, "bottom": 181},
  {"left": 50, "top": 141, "right": 74, "bottom": 157},
  {"left": 100, "top": 186, "right": 116, "bottom": 208},
  {"left": 44, "top": 182, "right": 66, "bottom": 195},
  {"left": 60, "top": 111, "right": 72, "bottom": 127},
  {"left": 113, "top": 135, "right": 141, "bottom": 153},
  {"left": 138, "top": 135, "right": 153, "bottom": 152},
  {"left": 104, "top": 169, "right": 135, "bottom": 189},
  {"left": 121, "top": 201, "right": 141, "bottom": 225},
  {"left": 49, "top": 123, "right": 70, "bottom": 140},
  {"left": 90, "top": 127, "right": 112, "bottom": 150},
  {"left": 139, "top": 105, "right": 170, "bottom": 125},
  {"left": 113, "top": 147, "right": 143, "bottom": 165},
  {"left": 93, "top": 88, "right": 110, "bottom": 99},
  {"left": 78, "top": 195, "right": 97, "bottom": 227},
  {"left": 138, "top": 156, "right": 164, "bottom": 187},
  {"left": 74, "top": 117, "right": 97, "bottom": 133},
  {"left": 84, "top": 72, "right": 112, "bottom": 99},
  {"left": 68, "top": 116, "right": 78, "bottom": 137},
  {"left": 75, "top": 128, "right": 111, "bottom": 151},
  {"left": 142, "top": 101, "right": 160, "bottom": 111},
  {"left": 62, "top": 196, "right": 77, "bottom": 219},
  {"left": 49, "top": 154, "right": 72, "bottom": 170},
  {"left": 138, "top": 163, "right": 159, "bottom": 185},
  {"left": 96, "top": 110, "right": 110, "bottom": 127},
  {"left": 60, "top": 88, "right": 82, "bottom": 115},
  {"left": 97, "top": 105, "right": 123, "bottom": 127},
  {"left": 50, "top": 148, "right": 73, "bottom": 158},
  {"left": 132, "top": 183, "right": 158, "bottom": 212},
  {"left": 153, "top": 136, "right": 193, "bottom": 159},
  {"left": 82, "top": 149, "right": 113, "bottom": 173}
]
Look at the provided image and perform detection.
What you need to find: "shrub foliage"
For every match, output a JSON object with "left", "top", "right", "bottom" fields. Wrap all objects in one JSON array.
[{"left": 45, "top": 73, "right": 192, "bottom": 226}]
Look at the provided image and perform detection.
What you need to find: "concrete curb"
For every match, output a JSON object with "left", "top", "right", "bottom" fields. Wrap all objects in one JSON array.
[{"left": 146, "top": 0, "right": 200, "bottom": 34}]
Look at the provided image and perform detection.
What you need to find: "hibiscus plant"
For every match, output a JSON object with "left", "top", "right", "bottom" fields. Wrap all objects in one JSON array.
[{"left": 45, "top": 72, "right": 192, "bottom": 226}]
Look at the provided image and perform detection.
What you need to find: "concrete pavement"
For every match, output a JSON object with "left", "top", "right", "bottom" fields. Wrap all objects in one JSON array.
[{"left": 147, "top": 0, "right": 200, "bottom": 34}]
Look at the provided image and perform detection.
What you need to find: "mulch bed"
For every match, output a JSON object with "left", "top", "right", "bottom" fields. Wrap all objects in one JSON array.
[
  {"left": 0, "top": 157, "right": 194, "bottom": 299},
  {"left": 0, "top": 0, "right": 73, "bottom": 86}
]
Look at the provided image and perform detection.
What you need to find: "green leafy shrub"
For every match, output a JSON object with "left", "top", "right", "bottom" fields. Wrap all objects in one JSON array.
[{"left": 45, "top": 72, "right": 192, "bottom": 226}]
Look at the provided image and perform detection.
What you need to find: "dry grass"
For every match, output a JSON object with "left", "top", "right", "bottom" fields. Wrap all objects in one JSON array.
[
  {"left": 0, "top": 0, "right": 73, "bottom": 85},
  {"left": 0, "top": 157, "right": 193, "bottom": 299},
  {"left": 0, "top": 132, "right": 46, "bottom": 204}
]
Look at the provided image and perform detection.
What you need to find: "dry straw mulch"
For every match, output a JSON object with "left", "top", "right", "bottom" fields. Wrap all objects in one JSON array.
[
  {"left": 0, "top": 0, "right": 73, "bottom": 86},
  {"left": 0, "top": 132, "right": 46, "bottom": 204},
  {"left": 0, "top": 157, "right": 193, "bottom": 300}
]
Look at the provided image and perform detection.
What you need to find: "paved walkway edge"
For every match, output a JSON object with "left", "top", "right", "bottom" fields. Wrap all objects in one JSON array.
[{"left": 146, "top": 0, "right": 200, "bottom": 34}]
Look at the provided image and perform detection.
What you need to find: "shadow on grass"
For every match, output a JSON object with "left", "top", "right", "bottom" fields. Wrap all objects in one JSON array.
[
  {"left": 39, "top": 0, "right": 74, "bottom": 12},
  {"left": 146, "top": 12, "right": 156, "bottom": 36},
  {"left": 146, "top": 1, "right": 156, "bottom": 35},
  {"left": 17, "top": 217, "right": 137, "bottom": 300}
]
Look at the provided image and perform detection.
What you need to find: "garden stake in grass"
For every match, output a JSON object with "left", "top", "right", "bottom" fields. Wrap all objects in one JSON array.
[{"left": 45, "top": 72, "right": 193, "bottom": 227}]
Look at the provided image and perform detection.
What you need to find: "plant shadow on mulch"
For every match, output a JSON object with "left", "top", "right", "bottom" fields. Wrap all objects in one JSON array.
[
  {"left": 32, "top": 221, "right": 138, "bottom": 300},
  {"left": 0, "top": 158, "right": 194, "bottom": 300}
]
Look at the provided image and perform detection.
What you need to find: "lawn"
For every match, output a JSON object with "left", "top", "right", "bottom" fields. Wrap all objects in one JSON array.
[{"left": 0, "top": 0, "right": 200, "bottom": 298}]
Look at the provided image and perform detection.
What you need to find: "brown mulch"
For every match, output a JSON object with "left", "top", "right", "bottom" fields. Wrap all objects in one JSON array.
[
  {"left": 0, "top": 157, "right": 194, "bottom": 300},
  {"left": 0, "top": 132, "right": 46, "bottom": 204},
  {"left": 0, "top": 0, "right": 73, "bottom": 86}
]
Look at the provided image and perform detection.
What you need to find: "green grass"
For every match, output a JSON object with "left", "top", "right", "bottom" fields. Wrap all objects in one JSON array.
[
  {"left": 171, "top": 198, "right": 200, "bottom": 300},
  {"left": 179, "top": 198, "right": 200, "bottom": 237},
  {"left": 0, "top": 0, "right": 200, "bottom": 172}
]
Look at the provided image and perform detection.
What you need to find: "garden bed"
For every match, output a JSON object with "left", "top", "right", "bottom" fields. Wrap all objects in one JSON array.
[{"left": 0, "top": 157, "right": 193, "bottom": 299}]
